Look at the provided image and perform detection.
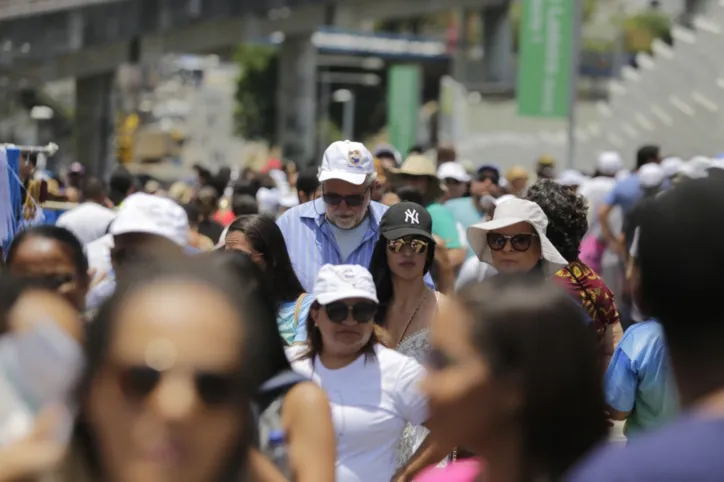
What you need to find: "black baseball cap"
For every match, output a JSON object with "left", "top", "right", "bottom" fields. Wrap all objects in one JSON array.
[{"left": 379, "top": 202, "right": 434, "bottom": 242}]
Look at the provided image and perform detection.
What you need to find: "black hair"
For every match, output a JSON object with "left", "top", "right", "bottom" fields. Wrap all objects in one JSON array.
[
  {"left": 226, "top": 215, "right": 305, "bottom": 304},
  {"left": 75, "top": 259, "right": 269, "bottom": 481},
  {"left": 637, "top": 177, "right": 724, "bottom": 404},
  {"left": 232, "top": 194, "right": 259, "bottom": 217},
  {"left": 81, "top": 177, "right": 106, "bottom": 202},
  {"left": 6, "top": 225, "right": 89, "bottom": 280},
  {"left": 0, "top": 272, "right": 35, "bottom": 335},
  {"left": 636, "top": 144, "right": 660, "bottom": 169},
  {"left": 108, "top": 165, "right": 134, "bottom": 205},
  {"left": 296, "top": 167, "right": 320, "bottom": 198},
  {"left": 408, "top": 144, "right": 425, "bottom": 156},
  {"left": 183, "top": 202, "right": 201, "bottom": 228},
  {"left": 233, "top": 179, "right": 261, "bottom": 198},
  {"left": 196, "top": 185, "right": 220, "bottom": 220},
  {"left": 525, "top": 180, "right": 588, "bottom": 262},
  {"left": 457, "top": 275, "right": 607, "bottom": 480},
  {"left": 393, "top": 185, "right": 424, "bottom": 205},
  {"left": 369, "top": 234, "right": 435, "bottom": 325}
]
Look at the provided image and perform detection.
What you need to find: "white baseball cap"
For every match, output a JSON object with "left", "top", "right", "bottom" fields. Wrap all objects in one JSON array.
[
  {"left": 597, "top": 151, "right": 623, "bottom": 176},
  {"left": 556, "top": 169, "right": 586, "bottom": 187},
  {"left": 638, "top": 164, "right": 665, "bottom": 188},
  {"left": 313, "top": 264, "right": 379, "bottom": 305},
  {"left": 437, "top": 161, "right": 471, "bottom": 182},
  {"left": 318, "top": 140, "right": 375, "bottom": 185},
  {"left": 661, "top": 157, "right": 683, "bottom": 177},
  {"left": 467, "top": 198, "right": 568, "bottom": 278},
  {"left": 110, "top": 193, "right": 189, "bottom": 246}
]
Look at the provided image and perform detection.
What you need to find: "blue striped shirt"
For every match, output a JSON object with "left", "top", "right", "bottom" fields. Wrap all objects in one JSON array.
[{"left": 277, "top": 198, "right": 433, "bottom": 292}]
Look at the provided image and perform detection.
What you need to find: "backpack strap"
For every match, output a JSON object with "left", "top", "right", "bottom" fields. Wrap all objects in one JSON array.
[
  {"left": 293, "top": 293, "right": 307, "bottom": 329},
  {"left": 256, "top": 369, "right": 309, "bottom": 414}
]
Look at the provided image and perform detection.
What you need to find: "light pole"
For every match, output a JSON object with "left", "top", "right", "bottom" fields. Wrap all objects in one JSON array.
[{"left": 333, "top": 89, "right": 356, "bottom": 140}]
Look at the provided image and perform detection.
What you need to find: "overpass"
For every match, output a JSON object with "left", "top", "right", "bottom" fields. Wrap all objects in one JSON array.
[{"left": 0, "top": 0, "right": 511, "bottom": 173}]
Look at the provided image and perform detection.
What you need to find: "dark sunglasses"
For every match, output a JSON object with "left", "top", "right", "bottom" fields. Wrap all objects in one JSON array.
[
  {"left": 387, "top": 238, "right": 429, "bottom": 254},
  {"left": 117, "top": 365, "right": 244, "bottom": 406},
  {"left": 443, "top": 178, "right": 463, "bottom": 186},
  {"left": 325, "top": 301, "right": 377, "bottom": 323},
  {"left": 322, "top": 189, "right": 368, "bottom": 207},
  {"left": 487, "top": 233, "right": 539, "bottom": 252}
]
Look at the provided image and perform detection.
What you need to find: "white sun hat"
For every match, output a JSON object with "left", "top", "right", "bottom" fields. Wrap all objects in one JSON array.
[
  {"left": 661, "top": 157, "right": 683, "bottom": 177},
  {"left": 597, "top": 151, "right": 623, "bottom": 176},
  {"left": 556, "top": 169, "right": 587, "bottom": 187},
  {"left": 467, "top": 198, "right": 568, "bottom": 278},
  {"left": 638, "top": 164, "right": 665, "bottom": 188},
  {"left": 318, "top": 140, "right": 375, "bottom": 185}
]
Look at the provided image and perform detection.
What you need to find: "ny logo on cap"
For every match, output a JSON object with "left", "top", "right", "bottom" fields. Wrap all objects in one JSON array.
[{"left": 405, "top": 209, "right": 419, "bottom": 225}]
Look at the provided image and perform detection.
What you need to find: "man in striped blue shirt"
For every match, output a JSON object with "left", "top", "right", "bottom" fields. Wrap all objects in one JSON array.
[{"left": 277, "top": 140, "right": 432, "bottom": 292}]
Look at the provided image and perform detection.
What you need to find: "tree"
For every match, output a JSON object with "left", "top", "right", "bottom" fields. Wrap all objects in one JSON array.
[{"left": 233, "top": 44, "right": 278, "bottom": 142}]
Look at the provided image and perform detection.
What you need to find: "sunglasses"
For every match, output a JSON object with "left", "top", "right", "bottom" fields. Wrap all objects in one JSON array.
[
  {"left": 487, "top": 233, "right": 539, "bottom": 252},
  {"left": 477, "top": 173, "right": 500, "bottom": 185},
  {"left": 22, "top": 273, "right": 77, "bottom": 290},
  {"left": 322, "top": 189, "right": 369, "bottom": 207},
  {"left": 443, "top": 178, "right": 463, "bottom": 186},
  {"left": 116, "top": 365, "right": 244, "bottom": 406},
  {"left": 325, "top": 301, "right": 377, "bottom": 323},
  {"left": 387, "top": 238, "right": 429, "bottom": 254}
]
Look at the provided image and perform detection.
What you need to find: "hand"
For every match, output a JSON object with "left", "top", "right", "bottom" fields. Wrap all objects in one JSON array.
[
  {"left": 0, "top": 406, "right": 67, "bottom": 482},
  {"left": 433, "top": 235, "right": 452, "bottom": 274}
]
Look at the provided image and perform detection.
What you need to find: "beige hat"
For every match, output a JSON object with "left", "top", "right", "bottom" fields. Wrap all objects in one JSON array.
[
  {"left": 467, "top": 198, "right": 568, "bottom": 278},
  {"left": 389, "top": 155, "right": 445, "bottom": 200}
]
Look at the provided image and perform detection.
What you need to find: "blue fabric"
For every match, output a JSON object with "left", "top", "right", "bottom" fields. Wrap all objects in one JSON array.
[
  {"left": 603, "top": 174, "right": 642, "bottom": 216},
  {"left": 278, "top": 294, "right": 314, "bottom": 344},
  {"left": 276, "top": 198, "right": 433, "bottom": 292},
  {"left": 567, "top": 415, "right": 724, "bottom": 482},
  {"left": 444, "top": 197, "right": 482, "bottom": 258},
  {"left": 604, "top": 320, "right": 678, "bottom": 436},
  {"left": 1, "top": 148, "right": 21, "bottom": 254}
]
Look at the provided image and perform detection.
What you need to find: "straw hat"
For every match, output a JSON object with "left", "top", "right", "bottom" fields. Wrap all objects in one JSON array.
[
  {"left": 389, "top": 155, "right": 445, "bottom": 200},
  {"left": 467, "top": 198, "right": 568, "bottom": 278}
]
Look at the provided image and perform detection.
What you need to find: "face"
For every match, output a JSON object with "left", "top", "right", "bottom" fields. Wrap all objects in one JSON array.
[
  {"left": 370, "top": 180, "right": 386, "bottom": 202},
  {"left": 422, "top": 297, "right": 518, "bottom": 451},
  {"left": 471, "top": 170, "right": 501, "bottom": 199},
  {"left": 443, "top": 179, "right": 467, "bottom": 199},
  {"left": 86, "top": 282, "right": 247, "bottom": 482},
  {"left": 224, "top": 231, "right": 264, "bottom": 266},
  {"left": 386, "top": 236, "right": 429, "bottom": 281},
  {"left": 399, "top": 175, "right": 429, "bottom": 195},
  {"left": 510, "top": 177, "right": 528, "bottom": 192},
  {"left": 322, "top": 179, "right": 371, "bottom": 229},
  {"left": 8, "top": 236, "right": 88, "bottom": 313},
  {"left": 111, "top": 234, "right": 181, "bottom": 272},
  {"left": 488, "top": 222, "right": 541, "bottom": 273},
  {"left": 311, "top": 297, "right": 376, "bottom": 358}
]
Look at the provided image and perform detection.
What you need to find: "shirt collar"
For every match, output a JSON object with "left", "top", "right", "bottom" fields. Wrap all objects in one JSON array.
[{"left": 299, "top": 198, "right": 385, "bottom": 231}]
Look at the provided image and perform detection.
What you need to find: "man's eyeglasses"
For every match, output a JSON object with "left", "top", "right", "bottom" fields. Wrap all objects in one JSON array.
[
  {"left": 322, "top": 189, "right": 369, "bottom": 207},
  {"left": 477, "top": 173, "right": 500, "bottom": 185},
  {"left": 487, "top": 233, "right": 538, "bottom": 252},
  {"left": 325, "top": 301, "right": 377, "bottom": 323},
  {"left": 116, "top": 364, "right": 245, "bottom": 406},
  {"left": 387, "top": 238, "right": 429, "bottom": 254}
]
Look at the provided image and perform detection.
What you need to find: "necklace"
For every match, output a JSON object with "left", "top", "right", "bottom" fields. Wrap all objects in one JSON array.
[{"left": 393, "top": 289, "right": 432, "bottom": 348}]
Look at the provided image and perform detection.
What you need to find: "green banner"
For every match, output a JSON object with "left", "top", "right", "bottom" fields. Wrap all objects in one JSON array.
[
  {"left": 387, "top": 65, "right": 421, "bottom": 155},
  {"left": 517, "top": 0, "right": 575, "bottom": 118}
]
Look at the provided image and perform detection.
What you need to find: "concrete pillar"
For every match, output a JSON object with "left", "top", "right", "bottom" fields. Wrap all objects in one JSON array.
[
  {"left": 75, "top": 71, "right": 114, "bottom": 177},
  {"left": 482, "top": 4, "right": 514, "bottom": 86},
  {"left": 277, "top": 34, "right": 317, "bottom": 164}
]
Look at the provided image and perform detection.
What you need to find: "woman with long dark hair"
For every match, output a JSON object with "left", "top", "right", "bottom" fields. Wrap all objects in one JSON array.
[
  {"left": 368, "top": 202, "right": 442, "bottom": 466},
  {"left": 57, "top": 259, "right": 272, "bottom": 482},
  {"left": 417, "top": 275, "right": 608, "bottom": 482},
  {"left": 224, "top": 215, "right": 312, "bottom": 344}
]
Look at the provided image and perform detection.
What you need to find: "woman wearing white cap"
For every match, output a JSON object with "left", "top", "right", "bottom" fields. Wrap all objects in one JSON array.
[{"left": 290, "top": 264, "right": 448, "bottom": 482}]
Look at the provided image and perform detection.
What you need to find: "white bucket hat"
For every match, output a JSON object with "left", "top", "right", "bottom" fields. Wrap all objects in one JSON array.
[{"left": 467, "top": 198, "right": 568, "bottom": 278}]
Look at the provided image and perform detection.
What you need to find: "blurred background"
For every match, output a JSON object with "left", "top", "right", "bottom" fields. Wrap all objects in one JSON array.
[{"left": 0, "top": 0, "right": 704, "bottom": 179}]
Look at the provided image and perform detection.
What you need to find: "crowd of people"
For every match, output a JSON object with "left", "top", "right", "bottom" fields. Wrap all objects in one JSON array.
[{"left": 1, "top": 138, "right": 724, "bottom": 481}]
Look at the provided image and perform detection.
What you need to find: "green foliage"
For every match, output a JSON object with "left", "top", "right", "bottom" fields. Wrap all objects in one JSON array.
[
  {"left": 233, "top": 44, "right": 278, "bottom": 142},
  {"left": 624, "top": 11, "right": 672, "bottom": 53}
]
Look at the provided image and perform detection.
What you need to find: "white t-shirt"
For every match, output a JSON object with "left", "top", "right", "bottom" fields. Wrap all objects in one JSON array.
[
  {"left": 288, "top": 344, "right": 428, "bottom": 482},
  {"left": 56, "top": 202, "right": 116, "bottom": 245},
  {"left": 85, "top": 234, "right": 114, "bottom": 283}
]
